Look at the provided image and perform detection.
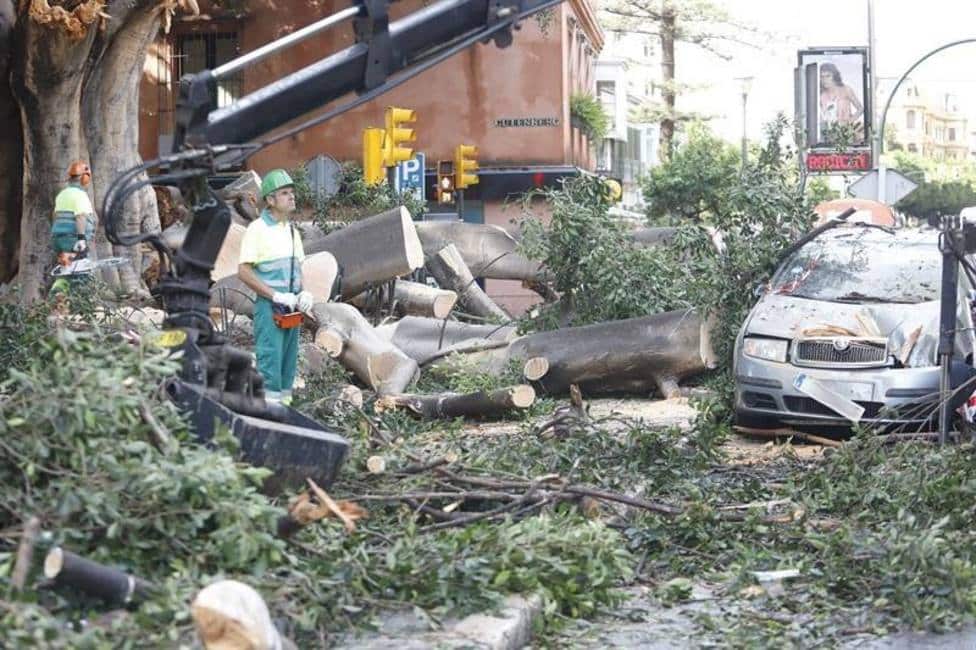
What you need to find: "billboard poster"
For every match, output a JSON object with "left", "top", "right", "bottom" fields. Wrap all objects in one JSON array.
[{"left": 796, "top": 47, "right": 871, "bottom": 173}]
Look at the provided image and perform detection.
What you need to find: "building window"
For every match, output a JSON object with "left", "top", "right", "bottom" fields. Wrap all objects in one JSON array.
[
  {"left": 597, "top": 80, "right": 616, "bottom": 133},
  {"left": 907, "top": 143, "right": 917, "bottom": 153},
  {"left": 176, "top": 32, "right": 242, "bottom": 108},
  {"left": 949, "top": 127, "right": 956, "bottom": 141},
  {"left": 906, "top": 110, "right": 915, "bottom": 130}
]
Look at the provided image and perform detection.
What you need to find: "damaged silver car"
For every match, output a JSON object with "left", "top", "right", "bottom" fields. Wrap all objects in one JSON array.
[{"left": 734, "top": 225, "right": 976, "bottom": 430}]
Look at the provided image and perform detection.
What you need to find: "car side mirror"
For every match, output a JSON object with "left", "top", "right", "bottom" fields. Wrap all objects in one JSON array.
[{"left": 753, "top": 283, "right": 766, "bottom": 298}]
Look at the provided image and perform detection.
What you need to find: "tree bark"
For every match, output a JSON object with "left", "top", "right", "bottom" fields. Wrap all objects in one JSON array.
[
  {"left": 10, "top": 4, "right": 98, "bottom": 303},
  {"left": 414, "top": 221, "right": 546, "bottom": 282},
  {"left": 658, "top": 6, "right": 676, "bottom": 163},
  {"left": 375, "top": 315, "right": 517, "bottom": 363},
  {"left": 426, "top": 244, "right": 509, "bottom": 321},
  {"left": 375, "top": 385, "right": 535, "bottom": 419},
  {"left": 84, "top": 0, "right": 160, "bottom": 295},
  {"left": 44, "top": 547, "right": 154, "bottom": 605},
  {"left": 0, "top": 0, "right": 21, "bottom": 284},
  {"left": 308, "top": 302, "right": 419, "bottom": 394},
  {"left": 303, "top": 206, "right": 424, "bottom": 298},
  {"left": 351, "top": 279, "right": 457, "bottom": 319},
  {"left": 433, "top": 309, "right": 717, "bottom": 397}
]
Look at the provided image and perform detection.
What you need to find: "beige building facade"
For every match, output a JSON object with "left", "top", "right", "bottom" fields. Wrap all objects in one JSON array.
[{"left": 886, "top": 81, "right": 968, "bottom": 161}]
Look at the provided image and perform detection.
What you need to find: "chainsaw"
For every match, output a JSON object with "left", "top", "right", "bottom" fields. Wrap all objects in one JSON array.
[{"left": 50, "top": 251, "right": 128, "bottom": 278}]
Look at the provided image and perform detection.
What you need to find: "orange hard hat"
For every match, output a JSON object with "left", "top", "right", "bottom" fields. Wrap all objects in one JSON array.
[{"left": 67, "top": 160, "right": 91, "bottom": 186}]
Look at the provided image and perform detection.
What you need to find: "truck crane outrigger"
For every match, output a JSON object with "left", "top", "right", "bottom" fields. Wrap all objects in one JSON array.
[{"left": 100, "top": 0, "right": 562, "bottom": 490}]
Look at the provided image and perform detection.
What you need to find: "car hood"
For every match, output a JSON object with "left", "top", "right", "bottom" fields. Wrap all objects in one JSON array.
[{"left": 743, "top": 294, "right": 970, "bottom": 367}]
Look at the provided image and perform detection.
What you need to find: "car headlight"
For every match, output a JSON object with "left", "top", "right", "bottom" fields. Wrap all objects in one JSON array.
[{"left": 742, "top": 337, "right": 789, "bottom": 363}]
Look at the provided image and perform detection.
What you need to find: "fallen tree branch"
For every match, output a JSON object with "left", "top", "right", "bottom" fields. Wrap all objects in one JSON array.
[
  {"left": 375, "top": 385, "right": 535, "bottom": 419},
  {"left": 733, "top": 425, "right": 843, "bottom": 448},
  {"left": 11, "top": 516, "right": 41, "bottom": 591}
]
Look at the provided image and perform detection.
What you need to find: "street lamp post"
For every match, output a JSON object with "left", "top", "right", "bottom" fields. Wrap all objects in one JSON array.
[{"left": 736, "top": 76, "right": 754, "bottom": 169}]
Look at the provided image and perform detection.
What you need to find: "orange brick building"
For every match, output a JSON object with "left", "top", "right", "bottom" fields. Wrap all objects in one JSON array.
[{"left": 139, "top": 0, "right": 603, "bottom": 311}]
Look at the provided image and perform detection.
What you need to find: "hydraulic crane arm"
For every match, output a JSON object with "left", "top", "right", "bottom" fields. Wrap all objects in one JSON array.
[
  {"left": 98, "top": 0, "right": 562, "bottom": 426},
  {"left": 176, "top": 0, "right": 562, "bottom": 151}
]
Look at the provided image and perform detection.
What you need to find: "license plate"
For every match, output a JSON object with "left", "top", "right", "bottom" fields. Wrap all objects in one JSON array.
[{"left": 821, "top": 380, "right": 874, "bottom": 402}]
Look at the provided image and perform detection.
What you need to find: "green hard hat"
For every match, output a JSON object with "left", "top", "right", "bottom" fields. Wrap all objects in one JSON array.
[{"left": 260, "top": 169, "right": 294, "bottom": 199}]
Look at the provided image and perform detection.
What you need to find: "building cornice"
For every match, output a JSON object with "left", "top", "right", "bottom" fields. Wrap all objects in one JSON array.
[{"left": 568, "top": 0, "right": 604, "bottom": 52}]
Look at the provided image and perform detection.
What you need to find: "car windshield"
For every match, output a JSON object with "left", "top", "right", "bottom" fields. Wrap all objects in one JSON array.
[{"left": 770, "top": 231, "right": 941, "bottom": 304}]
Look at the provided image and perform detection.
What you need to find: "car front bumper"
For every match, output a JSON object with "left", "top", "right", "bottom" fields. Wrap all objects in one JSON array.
[{"left": 734, "top": 353, "right": 942, "bottom": 428}]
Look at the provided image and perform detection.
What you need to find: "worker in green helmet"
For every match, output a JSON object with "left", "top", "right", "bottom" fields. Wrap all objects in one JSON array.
[{"left": 238, "top": 169, "right": 314, "bottom": 405}]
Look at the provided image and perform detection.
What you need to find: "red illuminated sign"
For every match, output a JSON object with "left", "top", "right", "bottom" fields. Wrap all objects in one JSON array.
[{"left": 806, "top": 150, "right": 871, "bottom": 172}]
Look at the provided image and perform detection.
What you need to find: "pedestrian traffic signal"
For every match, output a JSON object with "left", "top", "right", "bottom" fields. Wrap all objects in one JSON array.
[
  {"left": 437, "top": 160, "right": 455, "bottom": 203},
  {"left": 454, "top": 144, "right": 478, "bottom": 190},
  {"left": 382, "top": 106, "right": 416, "bottom": 167},
  {"left": 362, "top": 128, "right": 385, "bottom": 185}
]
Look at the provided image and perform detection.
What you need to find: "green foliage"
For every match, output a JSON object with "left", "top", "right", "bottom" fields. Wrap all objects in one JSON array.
[
  {"left": 570, "top": 93, "right": 611, "bottom": 142},
  {"left": 805, "top": 176, "right": 839, "bottom": 205},
  {"left": 642, "top": 122, "right": 741, "bottom": 223},
  {"left": 521, "top": 117, "right": 814, "bottom": 368},
  {"left": 896, "top": 179, "right": 976, "bottom": 222},
  {"left": 290, "top": 163, "right": 426, "bottom": 228}
]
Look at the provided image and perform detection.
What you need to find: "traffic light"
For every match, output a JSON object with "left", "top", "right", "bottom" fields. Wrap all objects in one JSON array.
[
  {"left": 436, "top": 160, "right": 455, "bottom": 203},
  {"left": 382, "top": 106, "right": 416, "bottom": 167},
  {"left": 362, "top": 128, "right": 385, "bottom": 185},
  {"left": 454, "top": 144, "right": 478, "bottom": 189}
]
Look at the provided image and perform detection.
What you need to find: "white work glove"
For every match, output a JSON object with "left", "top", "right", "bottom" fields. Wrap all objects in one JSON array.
[
  {"left": 272, "top": 291, "right": 298, "bottom": 310},
  {"left": 72, "top": 237, "right": 88, "bottom": 253},
  {"left": 296, "top": 291, "right": 314, "bottom": 312}
]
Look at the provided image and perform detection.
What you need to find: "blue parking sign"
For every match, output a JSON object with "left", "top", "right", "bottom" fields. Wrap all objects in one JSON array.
[{"left": 394, "top": 153, "right": 426, "bottom": 202}]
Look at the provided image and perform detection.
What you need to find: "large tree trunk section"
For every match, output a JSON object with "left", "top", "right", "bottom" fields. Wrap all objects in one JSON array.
[
  {"left": 375, "top": 385, "right": 535, "bottom": 419},
  {"left": 414, "top": 221, "right": 545, "bottom": 282},
  {"left": 10, "top": 5, "right": 99, "bottom": 303},
  {"left": 308, "top": 302, "right": 419, "bottom": 394},
  {"left": 351, "top": 280, "right": 457, "bottom": 319},
  {"left": 303, "top": 207, "right": 423, "bottom": 298},
  {"left": 44, "top": 547, "right": 154, "bottom": 605},
  {"left": 83, "top": 0, "right": 160, "bottom": 295},
  {"left": 0, "top": 0, "right": 22, "bottom": 284},
  {"left": 511, "top": 308, "right": 717, "bottom": 397},
  {"left": 375, "top": 315, "right": 517, "bottom": 363},
  {"left": 211, "top": 274, "right": 255, "bottom": 316},
  {"left": 433, "top": 309, "right": 717, "bottom": 397},
  {"left": 426, "top": 244, "right": 509, "bottom": 321},
  {"left": 209, "top": 222, "right": 246, "bottom": 282},
  {"left": 302, "top": 251, "right": 339, "bottom": 302}
]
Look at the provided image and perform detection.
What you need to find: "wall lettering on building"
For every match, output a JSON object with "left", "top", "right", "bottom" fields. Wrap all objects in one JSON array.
[
  {"left": 494, "top": 117, "right": 561, "bottom": 128},
  {"left": 806, "top": 150, "right": 871, "bottom": 173}
]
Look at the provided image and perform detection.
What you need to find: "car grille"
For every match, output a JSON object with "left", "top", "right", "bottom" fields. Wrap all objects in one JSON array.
[{"left": 793, "top": 337, "right": 888, "bottom": 368}]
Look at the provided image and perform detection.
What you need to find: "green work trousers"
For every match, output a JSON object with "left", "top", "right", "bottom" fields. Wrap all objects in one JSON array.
[{"left": 253, "top": 297, "right": 299, "bottom": 402}]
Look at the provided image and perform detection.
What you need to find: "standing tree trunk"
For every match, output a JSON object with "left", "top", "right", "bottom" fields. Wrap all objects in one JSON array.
[
  {"left": 658, "top": 5, "right": 676, "bottom": 163},
  {"left": 83, "top": 0, "right": 161, "bottom": 295},
  {"left": 8, "top": 0, "right": 169, "bottom": 303},
  {"left": 0, "top": 0, "right": 21, "bottom": 284},
  {"left": 10, "top": 2, "right": 99, "bottom": 303}
]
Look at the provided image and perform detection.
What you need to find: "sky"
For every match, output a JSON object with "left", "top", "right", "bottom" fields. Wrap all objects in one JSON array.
[{"left": 673, "top": 0, "right": 976, "bottom": 145}]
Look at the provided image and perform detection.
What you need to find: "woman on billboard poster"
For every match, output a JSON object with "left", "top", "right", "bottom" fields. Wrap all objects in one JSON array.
[{"left": 819, "top": 62, "right": 864, "bottom": 144}]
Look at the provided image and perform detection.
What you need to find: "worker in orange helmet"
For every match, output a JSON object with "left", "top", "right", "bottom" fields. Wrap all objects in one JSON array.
[{"left": 50, "top": 160, "right": 96, "bottom": 256}]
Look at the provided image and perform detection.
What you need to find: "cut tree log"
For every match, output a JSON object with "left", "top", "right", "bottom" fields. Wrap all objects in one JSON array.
[
  {"left": 303, "top": 206, "right": 424, "bottom": 298},
  {"left": 375, "top": 316, "right": 517, "bottom": 363},
  {"left": 209, "top": 252, "right": 340, "bottom": 318},
  {"left": 44, "top": 547, "right": 154, "bottom": 605},
  {"left": 351, "top": 279, "right": 457, "bottom": 319},
  {"left": 302, "top": 251, "right": 340, "bottom": 302},
  {"left": 414, "top": 221, "right": 545, "bottom": 281},
  {"left": 162, "top": 221, "right": 246, "bottom": 282},
  {"left": 308, "top": 302, "right": 419, "bottom": 394},
  {"left": 426, "top": 244, "right": 509, "bottom": 321},
  {"left": 431, "top": 308, "right": 717, "bottom": 397},
  {"left": 376, "top": 385, "right": 535, "bottom": 419}
]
